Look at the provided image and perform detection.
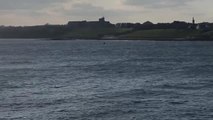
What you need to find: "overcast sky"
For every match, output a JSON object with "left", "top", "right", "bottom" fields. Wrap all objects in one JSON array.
[{"left": 0, "top": 0, "right": 212, "bottom": 25}]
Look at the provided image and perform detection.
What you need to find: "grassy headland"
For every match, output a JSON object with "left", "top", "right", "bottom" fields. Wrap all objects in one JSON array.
[
  {"left": 0, "top": 18, "right": 213, "bottom": 41},
  {"left": 118, "top": 29, "right": 203, "bottom": 40},
  {"left": 60, "top": 28, "right": 213, "bottom": 41}
]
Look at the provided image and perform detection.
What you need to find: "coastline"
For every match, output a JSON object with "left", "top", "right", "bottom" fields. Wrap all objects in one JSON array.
[
  {"left": 1, "top": 18, "right": 213, "bottom": 42},
  {"left": 1, "top": 37, "right": 213, "bottom": 41},
  {"left": 48, "top": 36, "right": 213, "bottom": 41}
]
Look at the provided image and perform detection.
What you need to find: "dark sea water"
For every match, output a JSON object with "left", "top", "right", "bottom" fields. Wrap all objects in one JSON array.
[{"left": 0, "top": 39, "right": 213, "bottom": 120}]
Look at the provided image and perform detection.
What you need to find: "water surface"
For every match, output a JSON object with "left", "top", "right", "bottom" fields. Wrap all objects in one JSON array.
[{"left": 0, "top": 39, "right": 213, "bottom": 120}]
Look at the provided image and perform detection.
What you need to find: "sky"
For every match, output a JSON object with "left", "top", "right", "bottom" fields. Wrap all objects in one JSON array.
[{"left": 0, "top": 0, "right": 213, "bottom": 26}]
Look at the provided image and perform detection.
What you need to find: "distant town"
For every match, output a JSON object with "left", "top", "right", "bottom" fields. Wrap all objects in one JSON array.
[{"left": 0, "top": 17, "right": 213, "bottom": 40}]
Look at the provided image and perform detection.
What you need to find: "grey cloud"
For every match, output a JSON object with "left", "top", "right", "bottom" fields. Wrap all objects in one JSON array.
[
  {"left": 0, "top": 0, "right": 68, "bottom": 10},
  {"left": 124, "top": 0, "right": 193, "bottom": 8},
  {"left": 65, "top": 3, "right": 104, "bottom": 16},
  {"left": 62, "top": 3, "right": 136, "bottom": 19}
]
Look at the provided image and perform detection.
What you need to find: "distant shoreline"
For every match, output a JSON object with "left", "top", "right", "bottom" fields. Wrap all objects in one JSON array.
[
  {"left": 0, "top": 18, "right": 213, "bottom": 41},
  {"left": 1, "top": 37, "right": 213, "bottom": 41},
  {"left": 48, "top": 37, "right": 213, "bottom": 41}
]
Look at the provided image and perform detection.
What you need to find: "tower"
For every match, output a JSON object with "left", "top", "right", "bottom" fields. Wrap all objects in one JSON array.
[
  {"left": 99, "top": 17, "right": 105, "bottom": 23},
  {"left": 192, "top": 17, "right": 195, "bottom": 25}
]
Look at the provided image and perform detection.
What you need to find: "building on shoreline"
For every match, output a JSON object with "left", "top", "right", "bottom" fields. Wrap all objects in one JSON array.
[{"left": 67, "top": 17, "right": 114, "bottom": 28}]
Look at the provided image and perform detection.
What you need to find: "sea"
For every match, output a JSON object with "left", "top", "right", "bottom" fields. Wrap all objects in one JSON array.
[{"left": 0, "top": 39, "right": 213, "bottom": 120}]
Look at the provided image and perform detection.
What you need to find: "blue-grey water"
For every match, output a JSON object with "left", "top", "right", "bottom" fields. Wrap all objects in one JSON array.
[{"left": 0, "top": 39, "right": 213, "bottom": 120}]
